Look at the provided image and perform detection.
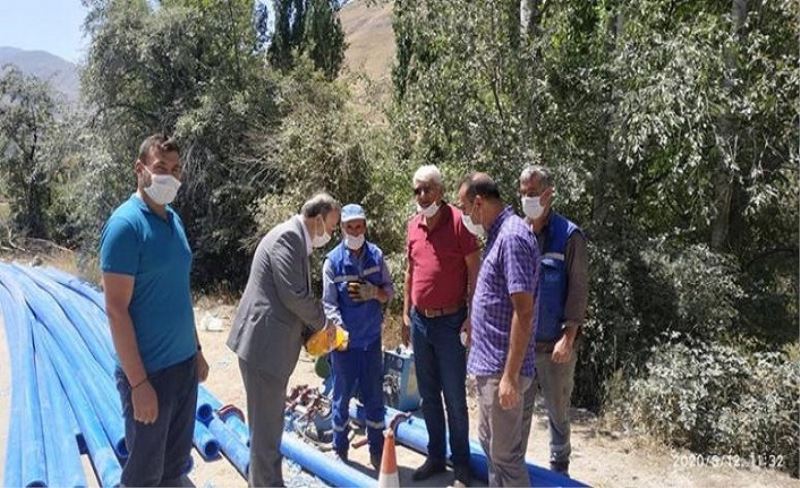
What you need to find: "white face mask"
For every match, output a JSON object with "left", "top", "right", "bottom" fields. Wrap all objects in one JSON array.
[
  {"left": 462, "top": 214, "right": 485, "bottom": 238},
  {"left": 143, "top": 168, "right": 181, "bottom": 205},
  {"left": 417, "top": 201, "right": 440, "bottom": 218},
  {"left": 521, "top": 196, "right": 544, "bottom": 220},
  {"left": 312, "top": 216, "right": 331, "bottom": 249},
  {"left": 344, "top": 233, "right": 365, "bottom": 250}
]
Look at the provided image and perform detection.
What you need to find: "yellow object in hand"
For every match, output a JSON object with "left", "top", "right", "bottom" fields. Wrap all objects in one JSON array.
[{"left": 305, "top": 324, "right": 349, "bottom": 357}]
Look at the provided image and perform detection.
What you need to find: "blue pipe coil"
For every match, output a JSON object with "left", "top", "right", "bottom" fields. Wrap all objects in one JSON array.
[
  {"left": 350, "top": 403, "right": 588, "bottom": 487},
  {"left": 280, "top": 431, "right": 376, "bottom": 487},
  {"left": 18, "top": 265, "right": 116, "bottom": 374},
  {"left": 4, "top": 267, "right": 128, "bottom": 459},
  {"left": 32, "top": 319, "right": 122, "bottom": 487},
  {"left": 39, "top": 266, "right": 106, "bottom": 311},
  {"left": 34, "top": 267, "right": 113, "bottom": 345},
  {"left": 33, "top": 346, "right": 88, "bottom": 487},
  {"left": 194, "top": 420, "right": 222, "bottom": 461},
  {"left": 207, "top": 414, "right": 250, "bottom": 477},
  {"left": 0, "top": 275, "right": 48, "bottom": 487},
  {"left": 0, "top": 284, "right": 26, "bottom": 488}
]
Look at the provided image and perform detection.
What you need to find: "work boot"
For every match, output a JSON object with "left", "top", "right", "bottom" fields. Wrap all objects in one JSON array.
[
  {"left": 370, "top": 452, "right": 382, "bottom": 471},
  {"left": 334, "top": 448, "right": 349, "bottom": 463},
  {"left": 412, "top": 458, "right": 447, "bottom": 481},
  {"left": 453, "top": 464, "right": 471, "bottom": 487},
  {"left": 550, "top": 461, "right": 569, "bottom": 476}
]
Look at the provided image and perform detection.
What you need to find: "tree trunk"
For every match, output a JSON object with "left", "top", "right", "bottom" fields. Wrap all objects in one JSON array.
[
  {"left": 591, "top": 9, "right": 624, "bottom": 235},
  {"left": 711, "top": 0, "right": 747, "bottom": 251}
]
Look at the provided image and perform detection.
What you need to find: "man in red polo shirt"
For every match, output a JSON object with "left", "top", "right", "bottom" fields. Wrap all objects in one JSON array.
[{"left": 402, "top": 164, "right": 480, "bottom": 487}]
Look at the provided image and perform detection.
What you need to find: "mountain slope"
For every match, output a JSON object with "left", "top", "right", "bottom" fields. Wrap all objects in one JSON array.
[
  {"left": 339, "top": 0, "right": 394, "bottom": 82},
  {"left": 0, "top": 47, "right": 80, "bottom": 102}
]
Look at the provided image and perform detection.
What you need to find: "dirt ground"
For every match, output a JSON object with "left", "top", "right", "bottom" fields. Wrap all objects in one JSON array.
[
  {"left": 0, "top": 293, "right": 797, "bottom": 487},
  {"left": 188, "top": 304, "right": 799, "bottom": 488}
]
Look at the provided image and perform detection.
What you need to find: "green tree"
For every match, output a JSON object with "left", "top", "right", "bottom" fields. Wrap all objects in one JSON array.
[
  {"left": 79, "top": 0, "right": 282, "bottom": 289},
  {"left": 0, "top": 66, "right": 59, "bottom": 238},
  {"left": 269, "top": 0, "right": 346, "bottom": 80}
]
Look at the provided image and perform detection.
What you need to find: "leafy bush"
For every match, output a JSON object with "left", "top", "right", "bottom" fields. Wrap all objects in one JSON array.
[
  {"left": 608, "top": 339, "right": 799, "bottom": 476},
  {"left": 574, "top": 240, "right": 745, "bottom": 409}
]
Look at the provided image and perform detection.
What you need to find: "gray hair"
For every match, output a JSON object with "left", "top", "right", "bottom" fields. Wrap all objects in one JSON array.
[
  {"left": 413, "top": 164, "right": 444, "bottom": 187},
  {"left": 301, "top": 192, "right": 341, "bottom": 218},
  {"left": 519, "top": 165, "right": 554, "bottom": 188}
]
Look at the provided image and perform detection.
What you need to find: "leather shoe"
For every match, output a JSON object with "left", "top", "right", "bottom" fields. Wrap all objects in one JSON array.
[{"left": 412, "top": 458, "right": 447, "bottom": 481}]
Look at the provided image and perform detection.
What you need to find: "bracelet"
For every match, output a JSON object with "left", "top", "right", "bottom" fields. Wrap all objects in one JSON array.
[{"left": 132, "top": 377, "right": 149, "bottom": 390}]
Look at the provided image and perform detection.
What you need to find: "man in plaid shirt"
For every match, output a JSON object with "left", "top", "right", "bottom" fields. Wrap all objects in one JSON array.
[{"left": 457, "top": 172, "right": 540, "bottom": 487}]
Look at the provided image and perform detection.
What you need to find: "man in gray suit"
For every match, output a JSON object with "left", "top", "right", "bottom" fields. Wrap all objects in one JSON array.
[{"left": 227, "top": 193, "right": 341, "bottom": 487}]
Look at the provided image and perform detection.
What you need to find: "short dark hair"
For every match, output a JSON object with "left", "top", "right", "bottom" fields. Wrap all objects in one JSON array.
[
  {"left": 138, "top": 134, "right": 179, "bottom": 163},
  {"left": 460, "top": 172, "right": 501, "bottom": 202}
]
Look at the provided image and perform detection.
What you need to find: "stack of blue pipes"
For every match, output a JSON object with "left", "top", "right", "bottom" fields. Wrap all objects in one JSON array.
[{"left": 0, "top": 262, "right": 375, "bottom": 487}]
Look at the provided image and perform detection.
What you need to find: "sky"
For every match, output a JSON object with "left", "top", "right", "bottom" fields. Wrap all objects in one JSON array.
[{"left": 0, "top": 1, "right": 89, "bottom": 63}]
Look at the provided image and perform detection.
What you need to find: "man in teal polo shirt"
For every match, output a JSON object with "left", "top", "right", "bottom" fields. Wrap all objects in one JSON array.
[{"left": 101, "top": 134, "right": 209, "bottom": 486}]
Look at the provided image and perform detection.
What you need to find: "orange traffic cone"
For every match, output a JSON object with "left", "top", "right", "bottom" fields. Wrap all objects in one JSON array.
[{"left": 378, "top": 429, "right": 400, "bottom": 487}]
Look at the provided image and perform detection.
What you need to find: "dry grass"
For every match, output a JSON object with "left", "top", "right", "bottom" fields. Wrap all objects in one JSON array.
[{"left": 339, "top": 0, "right": 395, "bottom": 83}]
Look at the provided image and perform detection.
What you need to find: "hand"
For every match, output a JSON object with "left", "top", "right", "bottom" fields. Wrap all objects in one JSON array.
[
  {"left": 325, "top": 321, "right": 337, "bottom": 348},
  {"left": 401, "top": 311, "right": 411, "bottom": 347},
  {"left": 132, "top": 380, "right": 159, "bottom": 424},
  {"left": 498, "top": 374, "right": 520, "bottom": 410},
  {"left": 460, "top": 316, "right": 471, "bottom": 348},
  {"left": 348, "top": 281, "right": 378, "bottom": 302},
  {"left": 197, "top": 351, "right": 210, "bottom": 383},
  {"left": 551, "top": 335, "right": 573, "bottom": 364}
]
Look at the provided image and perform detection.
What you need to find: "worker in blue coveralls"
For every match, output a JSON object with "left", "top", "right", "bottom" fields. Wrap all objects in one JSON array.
[{"left": 322, "top": 203, "right": 394, "bottom": 470}]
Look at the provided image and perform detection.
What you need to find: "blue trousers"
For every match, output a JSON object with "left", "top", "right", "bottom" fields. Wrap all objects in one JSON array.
[
  {"left": 331, "top": 339, "right": 385, "bottom": 457},
  {"left": 411, "top": 307, "right": 470, "bottom": 466}
]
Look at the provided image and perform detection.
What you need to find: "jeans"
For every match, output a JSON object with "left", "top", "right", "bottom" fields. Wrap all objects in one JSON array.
[
  {"left": 411, "top": 306, "right": 470, "bottom": 466},
  {"left": 115, "top": 355, "right": 197, "bottom": 487}
]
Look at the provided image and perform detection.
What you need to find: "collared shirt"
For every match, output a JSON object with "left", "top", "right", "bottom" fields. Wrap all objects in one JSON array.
[
  {"left": 298, "top": 215, "right": 312, "bottom": 256},
  {"left": 468, "top": 206, "right": 539, "bottom": 377},
  {"left": 322, "top": 242, "right": 395, "bottom": 326},
  {"left": 534, "top": 213, "right": 589, "bottom": 331},
  {"left": 406, "top": 203, "right": 479, "bottom": 309},
  {"left": 100, "top": 194, "right": 197, "bottom": 373}
]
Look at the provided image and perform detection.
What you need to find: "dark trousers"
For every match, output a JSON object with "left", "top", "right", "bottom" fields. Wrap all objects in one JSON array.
[
  {"left": 411, "top": 307, "right": 470, "bottom": 466},
  {"left": 331, "top": 339, "right": 385, "bottom": 457},
  {"left": 115, "top": 355, "right": 198, "bottom": 487}
]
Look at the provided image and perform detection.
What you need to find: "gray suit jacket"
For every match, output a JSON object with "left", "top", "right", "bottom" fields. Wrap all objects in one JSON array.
[{"left": 227, "top": 215, "right": 326, "bottom": 379}]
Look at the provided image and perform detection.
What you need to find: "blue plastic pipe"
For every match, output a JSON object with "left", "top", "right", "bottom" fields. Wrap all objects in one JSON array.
[
  {"left": 40, "top": 266, "right": 106, "bottom": 311},
  {"left": 207, "top": 414, "right": 250, "bottom": 477},
  {"left": 350, "top": 403, "right": 588, "bottom": 487},
  {"left": 198, "top": 386, "right": 250, "bottom": 446},
  {"left": 280, "top": 431, "right": 376, "bottom": 487},
  {"left": 4, "top": 267, "right": 127, "bottom": 459},
  {"left": 201, "top": 387, "right": 376, "bottom": 487},
  {"left": 33, "top": 319, "right": 122, "bottom": 487},
  {"left": 18, "top": 265, "right": 116, "bottom": 374},
  {"left": 0, "top": 284, "right": 26, "bottom": 488},
  {"left": 194, "top": 421, "right": 222, "bottom": 461},
  {"left": 0, "top": 275, "right": 47, "bottom": 487},
  {"left": 33, "top": 346, "right": 88, "bottom": 487},
  {"left": 31, "top": 266, "right": 113, "bottom": 344},
  {"left": 196, "top": 386, "right": 218, "bottom": 425}
]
